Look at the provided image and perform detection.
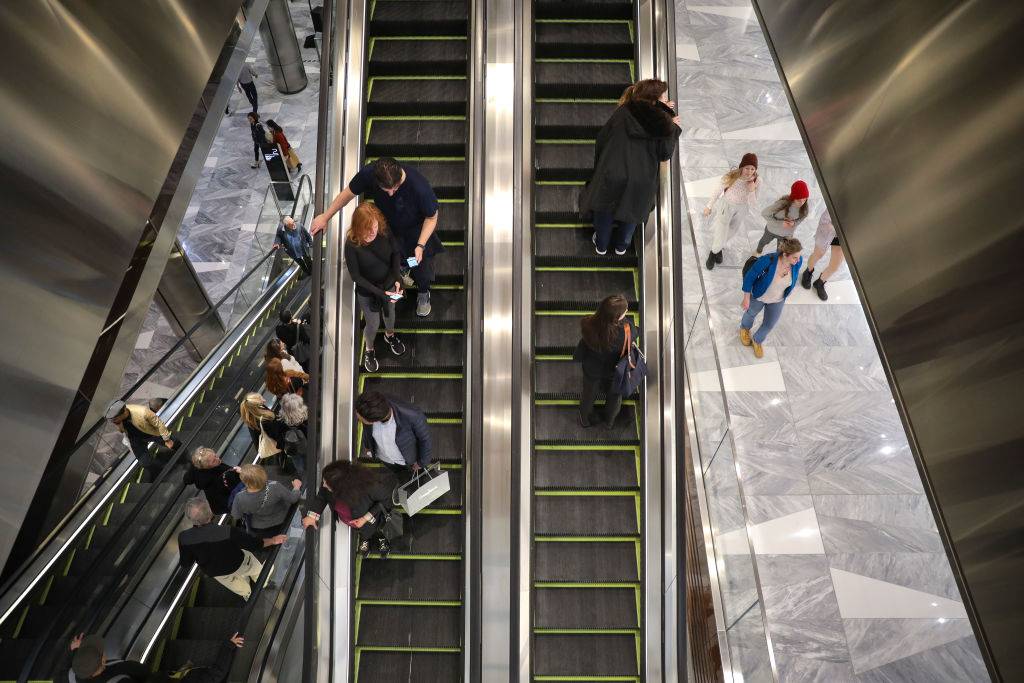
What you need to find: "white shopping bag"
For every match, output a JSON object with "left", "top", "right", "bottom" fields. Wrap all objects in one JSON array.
[{"left": 393, "top": 463, "right": 450, "bottom": 516}]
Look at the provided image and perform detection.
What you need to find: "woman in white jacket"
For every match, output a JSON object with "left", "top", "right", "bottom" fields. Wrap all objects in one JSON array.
[
  {"left": 801, "top": 210, "right": 845, "bottom": 301},
  {"left": 704, "top": 152, "right": 761, "bottom": 270}
]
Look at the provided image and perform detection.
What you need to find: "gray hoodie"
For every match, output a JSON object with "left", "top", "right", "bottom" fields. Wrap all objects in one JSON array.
[{"left": 761, "top": 198, "right": 806, "bottom": 237}]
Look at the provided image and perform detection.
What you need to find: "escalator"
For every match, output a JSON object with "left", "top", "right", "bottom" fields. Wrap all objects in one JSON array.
[
  {"left": 349, "top": 1, "right": 469, "bottom": 681},
  {"left": 530, "top": 1, "right": 646, "bottom": 680}
]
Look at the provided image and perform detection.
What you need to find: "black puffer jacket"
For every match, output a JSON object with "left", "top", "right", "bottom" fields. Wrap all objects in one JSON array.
[{"left": 579, "top": 100, "right": 681, "bottom": 224}]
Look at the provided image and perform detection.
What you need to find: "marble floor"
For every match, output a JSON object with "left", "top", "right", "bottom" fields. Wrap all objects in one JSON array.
[{"left": 672, "top": 1, "right": 988, "bottom": 681}]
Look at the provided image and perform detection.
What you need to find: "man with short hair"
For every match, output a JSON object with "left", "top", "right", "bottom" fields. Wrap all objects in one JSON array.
[
  {"left": 273, "top": 215, "right": 314, "bottom": 276},
  {"left": 68, "top": 632, "right": 148, "bottom": 682},
  {"left": 106, "top": 400, "right": 176, "bottom": 470},
  {"left": 353, "top": 390, "right": 431, "bottom": 477},
  {"left": 310, "top": 157, "right": 443, "bottom": 317},
  {"left": 178, "top": 497, "right": 286, "bottom": 600}
]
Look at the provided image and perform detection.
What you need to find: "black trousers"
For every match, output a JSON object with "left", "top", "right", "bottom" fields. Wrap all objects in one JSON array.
[
  {"left": 253, "top": 142, "right": 261, "bottom": 164},
  {"left": 240, "top": 81, "right": 258, "bottom": 112},
  {"left": 580, "top": 373, "right": 624, "bottom": 426},
  {"left": 291, "top": 253, "right": 312, "bottom": 275},
  {"left": 408, "top": 253, "right": 435, "bottom": 294}
]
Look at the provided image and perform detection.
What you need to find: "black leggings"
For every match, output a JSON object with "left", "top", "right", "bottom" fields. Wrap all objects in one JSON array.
[{"left": 580, "top": 373, "right": 624, "bottom": 426}]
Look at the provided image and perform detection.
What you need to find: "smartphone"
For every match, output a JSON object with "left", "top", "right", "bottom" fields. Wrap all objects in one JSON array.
[
  {"left": 406, "top": 257, "right": 419, "bottom": 268},
  {"left": 388, "top": 292, "right": 403, "bottom": 301}
]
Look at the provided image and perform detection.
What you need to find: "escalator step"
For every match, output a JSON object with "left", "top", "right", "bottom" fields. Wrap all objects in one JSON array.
[
  {"left": 535, "top": 62, "right": 632, "bottom": 99},
  {"left": 534, "top": 269, "right": 637, "bottom": 311},
  {"left": 533, "top": 633, "right": 638, "bottom": 677},
  {"left": 534, "top": 540, "right": 638, "bottom": 582},
  {"left": 535, "top": 142, "right": 595, "bottom": 181},
  {"left": 358, "top": 558, "right": 463, "bottom": 601},
  {"left": 0, "top": 639, "right": 47, "bottom": 677},
  {"left": 534, "top": 313, "right": 583, "bottom": 354},
  {"left": 358, "top": 421, "right": 463, "bottom": 464},
  {"left": 161, "top": 639, "right": 224, "bottom": 669},
  {"left": 534, "top": 449, "right": 638, "bottom": 489},
  {"left": 534, "top": 495, "right": 639, "bottom": 536},
  {"left": 432, "top": 245, "right": 467, "bottom": 281},
  {"left": 534, "top": 183, "right": 583, "bottom": 223},
  {"left": 437, "top": 202, "right": 467, "bottom": 240},
  {"left": 389, "top": 513, "right": 463, "bottom": 555},
  {"left": 534, "top": 403, "right": 639, "bottom": 444},
  {"left": 369, "top": 39, "right": 467, "bottom": 76},
  {"left": 358, "top": 604, "right": 461, "bottom": 646},
  {"left": 368, "top": 78, "right": 468, "bottom": 116},
  {"left": 177, "top": 606, "right": 241, "bottom": 640},
  {"left": 536, "top": 102, "right": 617, "bottom": 139},
  {"left": 534, "top": 227, "right": 637, "bottom": 266},
  {"left": 11, "top": 604, "right": 60, "bottom": 639},
  {"left": 357, "top": 651, "right": 461, "bottom": 683},
  {"left": 535, "top": 0, "right": 634, "bottom": 21},
  {"left": 535, "top": 22, "right": 634, "bottom": 59},
  {"left": 534, "top": 358, "right": 581, "bottom": 398},
  {"left": 534, "top": 586, "right": 638, "bottom": 629},
  {"left": 374, "top": 332, "right": 465, "bottom": 372},
  {"left": 366, "top": 119, "right": 466, "bottom": 157},
  {"left": 407, "top": 161, "right": 467, "bottom": 200},
  {"left": 360, "top": 377, "right": 463, "bottom": 416},
  {"left": 371, "top": 1, "right": 468, "bottom": 36},
  {"left": 395, "top": 289, "right": 465, "bottom": 328}
]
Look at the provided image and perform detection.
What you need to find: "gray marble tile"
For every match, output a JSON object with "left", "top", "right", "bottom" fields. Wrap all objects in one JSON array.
[
  {"left": 734, "top": 439, "right": 810, "bottom": 494},
  {"left": 757, "top": 554, "right": 842, "bottom": 622},
  {"left": 774, "top": 653, "right": 858, "bottom": 683},
  {"left": 679, "top": 107, "right": 722, "bottom": 139},
  {"left": 745, "top": 494, "right": 813, "bottom": 526},
  {"left": 775, "top": 347, "right": 888, "bottom": 393},
  {"left": 843, "top": 618, "right": 986, "bottom": 679},
  {"left": 678, "top": 138, "right": 730, "bottom": 167},
  {"left": 827, "top": 553, "right": 963, "bottom": 603},
  {"left": 726, "top": 599, "right": 775, "bottom": 683},
  {"left": 805, "top": 440, "right": 924, "bottom": 495},
  {"left": 789, "top": 390, "right": 905, "bottom": 444},
  {"left": 814, "top": 494, "right": 944, "bottom": 554}
]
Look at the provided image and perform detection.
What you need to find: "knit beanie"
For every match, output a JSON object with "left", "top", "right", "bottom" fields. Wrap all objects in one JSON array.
[
  {"left": 739, "top": 152, "right": 758, "bottom": 169},
  {"left": 789, "top": 180, "right": 809, "bottom": 200}
]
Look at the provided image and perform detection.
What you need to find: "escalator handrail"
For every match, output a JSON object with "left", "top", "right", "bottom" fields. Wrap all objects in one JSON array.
[{"left": 15, "top": 274, "right": 307, "bottom": 682}]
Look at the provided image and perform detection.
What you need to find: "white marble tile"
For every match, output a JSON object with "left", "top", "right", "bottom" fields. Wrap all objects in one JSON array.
[
  {"left": 134, "top": 330, "right": 154, "bottom": 350},
  {"left": 683, "top": 171, "right": 728, "bottom": 199},
  {"left": 830, "top": 569, "right": 967, "bottom": 619},
  {"left": 785, "top": 279, "right": 862, "bottom": 305},
  {"left": 842, "top": 618, "right": 984, "bottom": 677},
  {"left": 687, "top": 4, "right": 757, "bottom": 22},
  {"left": 722, "top": 118, "right": 802, "bottom": 140},
  {"left": 747, "top": 506, "right": 825, "bottom": 555},
  {"left": 190, "top": 261, "right": 232, "bottom": 273},
  {"left": 677, "top": 42, "right": 700, "bottom": 61},
  {"left": 699, "top": 360, "right": 786, "bottom": 392}
]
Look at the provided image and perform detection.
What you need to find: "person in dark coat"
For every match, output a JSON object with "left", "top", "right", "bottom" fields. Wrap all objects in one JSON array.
[
  {"left": 353, "top": 390, "right": 431, "bottom": 476},
  {"left": 573, "top": 294, "right": 637, "bottom": 428},
  {"left": 273, "top": 216, "right": 314, "bottom": 275},
  {"left": 301, "top": 460, "right": 400, "bottom": 557},
  {"left": 247, "top": 112, "right": 268, "bottom": 169},
  {"left": 580, "top": 78, "right": 681, "bottom": 255},
  {"left": 183, "top": 447, "right": 241, "bottom": 516}
]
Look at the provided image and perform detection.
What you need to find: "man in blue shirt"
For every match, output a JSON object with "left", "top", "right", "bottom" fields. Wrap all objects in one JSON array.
[
  {"left": 311, "top": 157, "right": 443, "bottom": 316},
  {"left": 273, "top": 216, "right": 313, "bottom": 276}
]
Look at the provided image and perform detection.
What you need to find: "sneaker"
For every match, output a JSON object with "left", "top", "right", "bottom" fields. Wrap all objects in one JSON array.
[
  {"left": 400, "top": 270, "right": 415, "bottom": 289},
  {"left": 357, "top": 539, "right": 371, "bottom": 557},
  {"left": 362, "top": 348, "right": 379, "bottom": 373},
  {"left": 416, "top": 291, "right": 432, "bottom": 317},
  {"left": 705, "top": 251, "right": 717, "bottom": 270},
  {"left": 592, "top": 232, "right": 607, "bottom": 256},
  {"left": 813, "top": 278, "right": 829, "bottom": 301},
  {"left": 801, "top": 268, "right": 813, "bottom": 289},
  {"left": 377, "top": 536, "right": 391, "bottom": 559},
  {"left": 715, "top": 250, "right": 723, "bottom": 264},
  {"left": 752, "top": 341, "right": 764, "bottom": 359},
  {"left": 614, "top": 246, "right": 628, "bottom": 256},
  {"left": 384, "top": 333, "right": 406, "bottom": 356},
  {"left": 579, "top": 411, "right": 595, "bottom": 428},
  {"left": 739, "top": 328, "right": 752, "bottom": 346},
  {"left": 250, "top": 162, "right": 259, "bottom": 169}
]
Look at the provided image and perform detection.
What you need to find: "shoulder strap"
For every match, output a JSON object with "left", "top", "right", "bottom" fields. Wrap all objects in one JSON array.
[{"left": 620, "top": 323, "right": 631, "bottom": 359}]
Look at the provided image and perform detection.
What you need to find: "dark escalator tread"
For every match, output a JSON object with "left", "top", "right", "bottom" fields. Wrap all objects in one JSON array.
[
  {"left": 411, "top": 162, "right": 468, "bottom": 200},
  {"left": 196, "top": 575, "right": 246, "bottom": 607},
  {"left": 10, "top": 605, "right": 60, "bottom": 639},
  {"left": 534, "top": 449, "right": 638, "bottom": 489},
  {"left": 536, "top": 102, "right": 617, "bottom": 139},
  {"left": 534, "top": 313, "right": 583, "bottom": 354},
  {"left": 395, "top": 289, "right": 465, "bottom": 328},
  {"left": 534, "top": 586, "right": 638, "bottom": 629},
  {"left": 535, "top": 142, "right": 596, "bottom": 181},
  {"left": 374, "top": 332, "right": 466, "bottom": 371},
  {"left": 0, "top": 639, "right": 47, "bottom": 677},
  {"left": 534, "top": 358, "right": 579, "bottom": 397},
  {"left": 534, "top": 404, "right": 639, "bottom": 444},
  {"left": 535, "top": 541, "right": 637, "bottom": 582},
  {"left": 177, "top": 606, "right": 240, "bottom": 640},
  {"left": 535, "top": 63, "right": 633, "bottom": 99},
  {"left": 161, "top": 639, "right": 224, "bottom": 670},
  {"left": 534, "top": 183, "right": 583, "bottom": 223},
  {"left": 534, "top": 496, "right": 638, "bottom": 536},
  {"left": 533, "top": 633, "right": 638, "bottom": 677},
  {"left": 535, "top": 227, "right": 637, "bottom": 266},
  {"left": 358, "top": 604, "right": 461, "bottom": 646},
  {"left": 357, "top": 651, "right": 461, "bottom": 683},
  {"left": 370, "top": 1, "right": 468, "bottom": 36},
  {"left": 437, "top": 202, "right": 467, "bottom": 238},
  {"left": 369, "top": 39, "right": 468, "bottom": 77},
  {"left": 360, "top": 377, "right": 463, "bottom": 416},
  {"left": 534, "top": 269, "right": 637, "bottom": 310},
  {"left": 358, "top": 559, "right": 463, "bottom": 601},
  {"left": 368, "top": 79, "right": 468, "bottom": 116},
  {"left": 389, "top": 513, "right": 463, "bottom": 554},
  {"left": 431, "top": 246, "right": 467, "bottom": 281},
  {"left": 367, "top": 119, "right": 466, "bottom": 157},
  {"left": 535, "top": 22, "right": 634, "bottom": 59},
  {"left": 535, "top": 0, "right": 635, "bottom": 20}
]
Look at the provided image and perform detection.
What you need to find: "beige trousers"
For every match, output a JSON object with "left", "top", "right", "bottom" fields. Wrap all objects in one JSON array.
[{"left": 214, "top": 549, "right": 263, "bottom": 600}]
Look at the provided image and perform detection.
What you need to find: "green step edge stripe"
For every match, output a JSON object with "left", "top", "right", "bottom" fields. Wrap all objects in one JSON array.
[
  {"left": 536, "top": 266, "right": 636, "bottom": 273},
  {"left": 534, "top": 582, "right": 640, "bottom": 588},
  {"left": 533, "top": 536, "right": 639, "bottom": 543},
  {"left": 355, "top": 645, "right": 460, "bottom": 653},
  {"left": 535, "top": 18, "right": 632, "bottom": 25},
  {"left": 532, "top": 677, "right": 639, "bottom": 682},
  {"left": 534, "top": 490, "right": 638, "bottom": 497},
  {"left": 356, "top": 599, "right": 462, "bottom": 607},
  {"left": 361, "top": 553, "right": 461, "bottom": 560},
  {"left": 536, "top": 139, "right": 596, "bottom": 144},
  {"left": 536, "top": 180, "right": 586, "bottom": 186},
  {"left": 534, "top": 628, "right": 640, "bottom": 635}
]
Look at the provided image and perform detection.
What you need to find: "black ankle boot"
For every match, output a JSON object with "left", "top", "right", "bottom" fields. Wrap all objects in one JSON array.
[
  {"left": 813, "top": 278, "right": 828, "bottom": 301},
  {"left": 705, "top": 251, "right": 717, "bottom": 270},
  {"left": 715, "top": 250, "right": 723, "bottom": 264},
  {"left": 801, "top": 268, "right": 813, "bottom": 289}
]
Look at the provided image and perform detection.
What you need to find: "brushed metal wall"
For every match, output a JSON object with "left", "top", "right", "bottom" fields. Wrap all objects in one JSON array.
[
  {"left": 0, "top": 0, "right": 242, "bottom": 572},
  {"left": 752, "top": 1, "right": 1024, "bottom": 679}
]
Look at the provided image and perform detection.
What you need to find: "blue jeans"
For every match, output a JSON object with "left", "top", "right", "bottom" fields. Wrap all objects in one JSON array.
[
  {"left": 740, "top": 298, "right": 786, "bottom": 344},
  {"left": 593, "top": 210, "right": 638, "bottom": 253}
]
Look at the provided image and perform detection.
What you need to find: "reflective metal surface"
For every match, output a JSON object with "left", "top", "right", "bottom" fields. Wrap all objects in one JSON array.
[
  {"left": 0, "top": 0, "right": 251, "bottom": 572},
  {"left": 259, "top": 0, "right": 308, "bottom": 94},
  {"left": 155, "top": 241, "right": 225, "bottom": 360},
  {"left": 751, "top": 1, "right": 1024, "bottom": 678}
]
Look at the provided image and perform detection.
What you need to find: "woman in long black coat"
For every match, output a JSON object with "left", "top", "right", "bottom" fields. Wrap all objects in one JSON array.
[{"left": 580, "top": 78, "right": 681, "bottom": 255}]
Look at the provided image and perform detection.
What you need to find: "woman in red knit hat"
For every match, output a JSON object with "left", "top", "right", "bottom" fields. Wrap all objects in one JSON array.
[
  {"left": 753, "top": 180, "right": 810, "bottom": 256},
  {"left": 703, "top": 152, "right": 761, "bottom": 270}
]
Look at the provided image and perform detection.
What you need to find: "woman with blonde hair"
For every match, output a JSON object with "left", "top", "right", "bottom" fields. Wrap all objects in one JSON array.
[
  {"left": 344, "top": 202, "right": 407, "bottom": 372},
  {"left": 579, "top": 78, "right": 681, "bottom": 255},
  {"left": 703, "top": 153, "right": 761, "bottom": 270},
  {"left": 740, "top": 236, "right": 804, "bottom": 358},
  {"left": 230, "top": 463, "right": 302, "bottom": 538},
  {"left": 239, "top": 392, "right": 286, "bottom": 451}
]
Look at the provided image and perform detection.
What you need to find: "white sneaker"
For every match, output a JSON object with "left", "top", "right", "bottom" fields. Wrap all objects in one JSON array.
[{"left": 592, "top": 232, "right": 607, "bottom": 256}]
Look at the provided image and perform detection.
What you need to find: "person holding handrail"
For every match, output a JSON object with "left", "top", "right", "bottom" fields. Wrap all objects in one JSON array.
[{"left": 105, "top": 400, "right": 177, "bottom": 472}]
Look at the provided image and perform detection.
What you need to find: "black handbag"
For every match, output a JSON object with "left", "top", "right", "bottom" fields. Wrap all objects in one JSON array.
[{"left": 611, "top": 324, "right": 647, "bottom": 397}]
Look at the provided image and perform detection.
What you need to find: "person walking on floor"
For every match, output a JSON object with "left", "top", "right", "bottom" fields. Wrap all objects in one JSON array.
[
  {"left": 301, "top": 460, "right": 400, "bottom": 558},
  {"left": 238, "top": 64, "right": 259, "bottom": 113},
  {"left": 580, "top": 78, "right": 682, "bottom": 256},
  {"left": 344, "top": 202, "right": 407, "bottom": 372},
  {"left": 310, "top": 157, "right": 444, "bottom": 317},
  {"left": 105, "top": 400, "right": 176, "bottom": 471},
  {"left": 353, "top": 390, "right": 431, "bottom": 478},
  {"left": 574, "top": 294, "right": 636, "bottom": 428},
  {"left": 801, "top": 210, "right": 844, "bottom": 301},
  {"left": 178, "top": 497, "right": 286, "bottom": 601},
  {"left": 740, "top": 237, "right": 803, "bottom": 358},
  {"left": 230, "top": 464, "right": 302, "bottom": 539},
  {"left": 247, "top": 112, "right": 269, "bottom": 169},
  {"left": 266, "top": 119, "right": 302, "bottom": 173},
  {"left": 273, "top": 216, "right": 314, "bottom": 276},
  {"left": 704, "top": 153, "right": 762, "bottom": 269},
  {"left": 753, "top": 180, "right": 809, "bottom": 256}
]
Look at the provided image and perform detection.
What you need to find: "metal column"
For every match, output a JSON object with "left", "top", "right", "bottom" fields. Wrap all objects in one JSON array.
[{"left": 259, "top": 0, "right": 308, "bottom": 94}]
